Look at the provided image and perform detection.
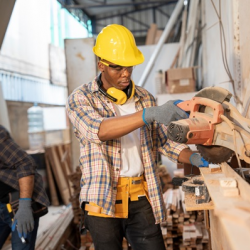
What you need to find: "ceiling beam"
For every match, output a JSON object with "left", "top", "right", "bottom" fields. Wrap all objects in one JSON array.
[
  {"left": 58, "top": 0, "right": 91, "bottom": 18},
  {"left": 124, "top": 15, "right": 150, "bottom": 28},
  {"left": 156, "top": 6, "right": 171, "bottom": 18},
  {"left": 65, "top": 1, "right": 178, "bottom": 9},
  {"left": 95, "top": 1, "right": 177, "bottom": 21}
]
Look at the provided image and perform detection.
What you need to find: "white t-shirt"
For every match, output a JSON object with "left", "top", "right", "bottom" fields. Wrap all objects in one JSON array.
[{"left": 113, "top": 97, "right": 144, "bottom": 177}]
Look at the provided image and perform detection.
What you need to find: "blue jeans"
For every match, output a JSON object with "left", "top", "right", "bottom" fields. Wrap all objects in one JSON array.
[
  {"left": 0, "top": 202, "right": 39, "bottom": 250},
  {"left": 84, "top": 196, "right": 166, "bottom": 250}
]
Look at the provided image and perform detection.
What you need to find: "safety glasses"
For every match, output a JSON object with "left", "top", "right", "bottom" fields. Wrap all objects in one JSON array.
[{"left": 100, "top": 60, "right": 134, "bottom": 73}]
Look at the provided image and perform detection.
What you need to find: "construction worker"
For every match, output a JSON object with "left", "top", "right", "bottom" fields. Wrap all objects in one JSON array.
[
  {"left": 0, "top": 125, "right": 49, "bottom": 250},
  {"left": 66, "top": 24, "right": 208, "bottom": 250}
]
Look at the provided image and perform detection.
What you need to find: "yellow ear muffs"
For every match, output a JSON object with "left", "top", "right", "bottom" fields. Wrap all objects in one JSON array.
[
  {"left": 107, "top": 81, "right": 135, "bottom": 105},
  {"left": 97, "top": 74, "right": 135, "bottom": 105},
  {"left": 107, "top": 88, "right": 128, "bottom": 105}
]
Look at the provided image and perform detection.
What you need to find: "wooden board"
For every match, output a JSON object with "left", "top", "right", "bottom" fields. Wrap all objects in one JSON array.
[
  {"left": 46, "top": 145, "right": 71, "bottom": 205},
  {"left": 45, "top": 151, "right": 59, "bottom": 206},
  {"left": 199, "top": 166, "right": 248, "bottom": 210},
  {"left": 200, "top": 163, "right": 250, "bottom": 250}
]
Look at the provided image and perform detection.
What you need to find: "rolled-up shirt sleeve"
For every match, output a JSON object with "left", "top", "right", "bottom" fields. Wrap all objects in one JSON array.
[
  {"left": 66, "top": 90, "right": 105, "bottom": 145},
  {"left": 157, "top": 123, "right": 189, "bottom": 162},
  {"left": 0, "top": 126, "right": 36, "bottom": 179}
]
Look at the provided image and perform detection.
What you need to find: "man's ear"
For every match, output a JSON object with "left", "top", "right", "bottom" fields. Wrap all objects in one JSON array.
[{"left": 98, "top": 61, "right": 104, "bottom": 72}]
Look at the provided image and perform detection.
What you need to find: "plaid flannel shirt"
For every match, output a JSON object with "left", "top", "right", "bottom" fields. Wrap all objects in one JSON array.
[
  {"left": 0, "top": 125, "right": 50, "bottom": 207},
  {"left": 66, "top": 77, "right": 188, "bottom": 223}
]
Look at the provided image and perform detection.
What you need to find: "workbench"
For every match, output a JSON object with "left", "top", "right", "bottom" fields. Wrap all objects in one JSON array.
[{"left": 184, "top": 163, "right": 250, "bottom": 250}]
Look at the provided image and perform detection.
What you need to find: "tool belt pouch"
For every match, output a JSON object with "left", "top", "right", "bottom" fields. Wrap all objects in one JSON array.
[
  {"left": 86, "top": 176, "right": 150, "bottom": 218},
  {"left": 9, "top": 191, "right": 48, "bottom": 219}
]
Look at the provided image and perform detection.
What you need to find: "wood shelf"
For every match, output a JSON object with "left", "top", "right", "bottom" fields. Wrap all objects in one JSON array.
[{"left": 184, "top": 193, "right": 214, "bottom": 211}]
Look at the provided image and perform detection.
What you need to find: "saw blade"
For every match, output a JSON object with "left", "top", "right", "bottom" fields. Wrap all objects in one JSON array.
[{"left": 196, "top": 144, "right": 234, "bottom": 164}]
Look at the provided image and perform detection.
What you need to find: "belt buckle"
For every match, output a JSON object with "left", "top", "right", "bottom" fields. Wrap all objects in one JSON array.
[{"left": 132, "top": 180, "right": 141, "bottom": 185}]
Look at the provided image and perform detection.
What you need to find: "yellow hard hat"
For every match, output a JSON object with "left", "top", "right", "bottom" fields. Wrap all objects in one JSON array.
[{"left": 93, "top": 24, "right": 144, "bottom": 66}]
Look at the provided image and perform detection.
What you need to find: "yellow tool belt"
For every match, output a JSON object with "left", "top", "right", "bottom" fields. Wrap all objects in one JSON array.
[{"left": 85, "top": 175, "right": 149, "bottom": 218}]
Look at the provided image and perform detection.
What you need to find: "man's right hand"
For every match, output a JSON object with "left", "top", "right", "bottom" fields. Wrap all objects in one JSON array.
[{"left": 142, "top": 100, "right": 188, "bottom": 126}]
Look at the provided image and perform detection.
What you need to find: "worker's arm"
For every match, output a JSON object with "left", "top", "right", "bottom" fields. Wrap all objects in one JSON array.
[
  {"left": 177, "top": 148, "right": 194, "bottom": 164},
  {"left": 67, "top": 88, "right": 188, "bottom": 143},
  {"left": 98, "top": 111, "right": 144, "bottom": 141},
  {"left": 178, "top": 148, "right": 209, "bottom": 167},
  {"left": 98, "top": 100, "right": 189, "bottom": 141},
  {"left": 12, "top": 175, "right": 35, "bottom": 237},
  {"left": 19, "top": 175, "right": 34, "bottom": 198}
]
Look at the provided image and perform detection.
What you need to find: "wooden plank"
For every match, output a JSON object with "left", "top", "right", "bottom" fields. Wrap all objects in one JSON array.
[
  {"left": 182, "top": 0, "right": 200, "bottom": 67},
  {"left": 154, "top": 30, "right": 163, "bottom": 44},
  {"left": 220, "top": 163, "right": 250, "bottom": 203},
  {"left": 46, "top": 146, "right": 70, "bottom": 205},
  {"left": 45, "top": 150, "right": 59, "bottom": 206},
  {"left": 57, "top": 144, "right": 73, "bottom": 197},
  {"left": 169, "top": 48, "right": 180, "bottom": 69},
  {"left": 199, "top": 167, "right": 241, "bottom": 210},
  {"left": 178, "top": 7, "right": 187, "bottom": 67},
  {"left": 46, "top": 210, "right": 74, "bottom": 249},
  {"left": 145, "top": 23, "right": 158, "bottom": 45},
  {"left": 63, "top": 143, "right": 73, "bottom": 172},
  {"left": 189, "top": 2, "right": 201, "bottom": 67},
  {"left": 200, "top": 163, "right": 250, "bottom": 250},
  {"left": 35, "top": 207, "right": 72, "bottom": 250}
]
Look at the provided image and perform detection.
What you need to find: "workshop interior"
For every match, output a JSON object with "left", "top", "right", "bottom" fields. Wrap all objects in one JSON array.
[{"left": 0, "top": 0, "right": 250, "bottom": 249}]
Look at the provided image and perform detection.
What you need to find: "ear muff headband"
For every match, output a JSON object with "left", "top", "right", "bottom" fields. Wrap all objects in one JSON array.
[{"left": 97, "top": 74, "right": 135, "bottom": 105}]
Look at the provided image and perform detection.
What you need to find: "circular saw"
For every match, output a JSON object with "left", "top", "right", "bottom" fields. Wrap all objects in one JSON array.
[{"left": 167, "top": 86, "right": 250, "bottom": 164}]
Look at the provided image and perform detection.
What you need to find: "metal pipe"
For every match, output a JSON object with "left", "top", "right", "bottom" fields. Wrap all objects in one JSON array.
[{"left": 138, "top": 0, "right": 184, "bottom": 87}]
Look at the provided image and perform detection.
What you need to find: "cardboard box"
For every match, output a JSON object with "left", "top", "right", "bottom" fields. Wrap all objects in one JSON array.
[{"left": 165, "top": 67, "right": 196, "bottom": 94}]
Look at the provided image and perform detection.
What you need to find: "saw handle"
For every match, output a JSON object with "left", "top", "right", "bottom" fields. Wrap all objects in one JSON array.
[
  {"left": 173, "top": 100, "right": 190, "bottom": 117},
  {"left": 176, "top": 97, "right": 224, "bottom": 124}
]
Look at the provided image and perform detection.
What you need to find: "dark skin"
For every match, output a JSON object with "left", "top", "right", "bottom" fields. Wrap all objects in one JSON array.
[{"left": 97, "top": 59, "right": 195, "bottom": 164}]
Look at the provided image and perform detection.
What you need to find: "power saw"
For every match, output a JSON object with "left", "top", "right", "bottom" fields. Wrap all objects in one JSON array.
[{"left": 167, "top": 86, "right": 250, "bottom": 164}]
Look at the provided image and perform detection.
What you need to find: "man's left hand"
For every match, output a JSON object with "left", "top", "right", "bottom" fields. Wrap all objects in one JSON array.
[
  {"left": 11, "top": 198, "right": 34, "bottom": 238},
  {"left": 189, "top": 153, "right": 209, "bottom": 168}
]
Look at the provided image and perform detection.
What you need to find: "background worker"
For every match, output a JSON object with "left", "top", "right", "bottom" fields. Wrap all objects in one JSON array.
[
  {"left": 67, "top": 24, "right": 208, "bottom": 250},
  {"left": 0, "top": 125, "right": 49, "bottom": 250}
]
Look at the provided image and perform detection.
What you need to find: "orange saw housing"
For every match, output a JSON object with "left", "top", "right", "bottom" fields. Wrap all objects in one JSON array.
[{"left": 167, "top": 97, "right": 224, "bottom": 145}]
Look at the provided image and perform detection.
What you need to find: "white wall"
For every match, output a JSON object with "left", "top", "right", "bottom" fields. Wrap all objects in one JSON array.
[
  {"left": 0, "top": 0, "right": 51, "bottom": 79},
  {"left": 202, "top": 0, "right": 238, "bottom": 107},
  {"left": 132, "top": 43, "right": 179, "bottom": 96}
]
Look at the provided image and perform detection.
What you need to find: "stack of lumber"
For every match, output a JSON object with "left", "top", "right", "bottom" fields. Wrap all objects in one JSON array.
[
  {"left": 145, "top": 23, "right": 163, "bottom": 45},
  {"left": 178, "top": 0, "right": 202, "bottom": 68},
  {"left": 161, "top": 187, "right": 209, "bottom": 250},
  {"left": 45, "top": 143, "right": 73, "bottom": 206},
  {"left": 35, "top": 206, "right": 76, "bottom": 250},
  {"left": 68, "top": 166, "right": 82, "bottom": 225}
]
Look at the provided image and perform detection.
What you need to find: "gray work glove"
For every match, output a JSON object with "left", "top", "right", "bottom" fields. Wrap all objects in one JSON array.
[
  {"left": 143, "top": 100, "right": 188, "bottom": 126},
  {"left": 11, "top": 198, "right": 34, "bottom": 238},
  {"left": 190, "top": 153, "right": 209, "bottom": 167}
]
